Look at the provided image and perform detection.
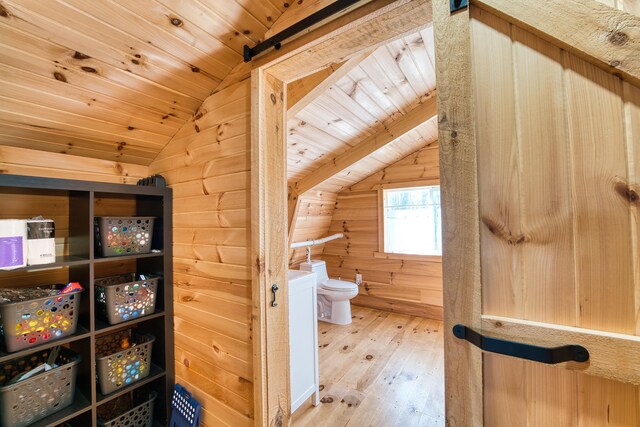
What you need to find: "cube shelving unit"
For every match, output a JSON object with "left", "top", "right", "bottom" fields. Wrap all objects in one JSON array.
[{"left": 0, "top": 174, "right": 173, "bottom": 427}]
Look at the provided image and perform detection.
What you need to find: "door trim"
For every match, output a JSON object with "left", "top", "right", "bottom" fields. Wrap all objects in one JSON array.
[{"left": 433, "top": 0, "right": 483, "bottom": 425}]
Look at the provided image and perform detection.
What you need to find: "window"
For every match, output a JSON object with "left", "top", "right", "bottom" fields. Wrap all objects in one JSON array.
[{"left": 380, "top": 185, "right": 442, "bottom": 257}]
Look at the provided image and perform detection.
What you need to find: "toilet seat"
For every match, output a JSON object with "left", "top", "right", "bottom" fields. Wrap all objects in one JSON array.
[{"left": 320, "top": 279, "right": 357, "bottom": 292}]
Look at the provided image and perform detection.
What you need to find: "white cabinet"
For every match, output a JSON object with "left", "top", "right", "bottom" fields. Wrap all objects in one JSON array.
[{"left": 288, "top": 270, "right": 320, "bottom": 413}]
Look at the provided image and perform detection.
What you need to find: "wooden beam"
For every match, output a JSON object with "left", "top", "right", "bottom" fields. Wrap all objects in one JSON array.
[
  {"left": 474, "top": 0, "right": 640, "bottom": 86},
  {"left": 268, "top": 0, "right": 433, "bottom": 82},
  {"left": 292, "top": 94, "right": 437, "bottom": 195},
  {"left": 251, "top": 68, "right": 290, "bottom": 426},
  {"left": 433, "top": 0, "right": 483, "bottom": 425},
  {"left": 216, "top": 0, "right": 430, "bottom": 90},
  {"left": 287, "top": 51, "right": 371, "bottom": 118}
]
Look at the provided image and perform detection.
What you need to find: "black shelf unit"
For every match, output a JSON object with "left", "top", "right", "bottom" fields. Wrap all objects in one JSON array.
[{"left": 0, "top": 174, "right": 174, "bottom": 427}]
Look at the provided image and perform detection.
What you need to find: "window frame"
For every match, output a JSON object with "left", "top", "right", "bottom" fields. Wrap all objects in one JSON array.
[{"left": 375, "top": 180, "right": 442, "bottom": 262}]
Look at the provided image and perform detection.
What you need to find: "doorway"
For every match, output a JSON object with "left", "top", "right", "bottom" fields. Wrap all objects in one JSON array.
[{"left": 250, "top": 1, "right": 439, "bottom": 425}]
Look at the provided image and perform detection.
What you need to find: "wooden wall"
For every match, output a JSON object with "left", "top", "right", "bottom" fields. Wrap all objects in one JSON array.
[
  {"left": 471, "top": 3, "right": 640, "bottom": 425},
  {"left": 0, "top": 145, "right": 148, "bottom": 183},
  {"left": 149, "top": 80, "right": 253, "bottom": 427},
  {"left": 288, "top": 190, "right": 338, "bottom": 267},
  {"left": 322, "top": 142, "right": 442, "bottom": 319}
]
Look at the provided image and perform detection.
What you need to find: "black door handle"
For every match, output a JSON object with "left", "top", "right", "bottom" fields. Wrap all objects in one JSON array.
[
  {"left": 453, "top": 324, "right": 589, "bottom": 364},
  {"left": 271, "top": 284, "right": 279, "bottom": 307}
]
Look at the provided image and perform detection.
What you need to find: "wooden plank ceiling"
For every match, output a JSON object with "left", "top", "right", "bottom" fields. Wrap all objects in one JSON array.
[
  {"left": 0, "top": 0, "right": 438, "bottom": 179},
  {"left": 0, "top": 0, "right": 291, "bottom": 165},
  {"left": 287, "top": 26, "right": 438, "bottom": 193}
]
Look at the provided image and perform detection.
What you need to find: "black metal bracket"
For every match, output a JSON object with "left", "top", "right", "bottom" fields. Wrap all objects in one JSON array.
[
  {"left": 243, "top": 0, "right": 361, "bottom": 62},
  {"left": 453, "top": 324, "right": 589, "bottom": 364},
  {"left": 450, "top": 0, "right": 469, "bottom": 13},
  {"left": 137, "top": 174, "right": 167, "bottom": 188}
]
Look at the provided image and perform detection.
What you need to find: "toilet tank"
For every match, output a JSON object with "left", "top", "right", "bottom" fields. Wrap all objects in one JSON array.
[{"left": 299, "top": 260, "right": 329, "bottom": 284}]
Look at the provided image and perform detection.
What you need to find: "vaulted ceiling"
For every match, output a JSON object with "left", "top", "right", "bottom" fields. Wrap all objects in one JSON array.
[
  {"left": 0, "top": 0, "right": 291, "bottom": 165},
  {"left": 287, "top": 26, "right": 438, "bottom": 194}
]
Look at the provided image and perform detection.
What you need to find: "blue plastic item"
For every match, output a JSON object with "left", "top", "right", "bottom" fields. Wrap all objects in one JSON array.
[{"left": 170, "top": 384, "right": 202, "bottom": 427}]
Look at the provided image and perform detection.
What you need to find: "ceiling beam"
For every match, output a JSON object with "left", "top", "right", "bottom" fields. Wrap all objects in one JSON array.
[
  {"left": 475, "top": 0, "right": 640, "bottom": 86},
  {"left": 292, "top": 93, "right": 437, "bottom": 195},
  {"left": 215, "top": 0, "right": 430, "bottom": 90},
  {"left": 287, "top": 50, "right": 371, "bottom": 118}
]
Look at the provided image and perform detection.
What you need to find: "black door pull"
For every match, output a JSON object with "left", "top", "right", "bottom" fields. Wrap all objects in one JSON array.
[
  {"left": 271, "top": 284, "right": 279, "bottom": 307},
  {"left": 453, "top": 324, "right": 589, "bottom": 364}
]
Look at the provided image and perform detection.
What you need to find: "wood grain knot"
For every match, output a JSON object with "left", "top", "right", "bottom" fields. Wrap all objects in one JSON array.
[
  {"left": 131, "top": 59, "right": 140, "bottom": 65},
  {"left": 450, "top": 130, "right": 457, "bottom": 139},
  {"left": 53, "top": 71, "right": 67, "bottom": 82},
  {"left": 319, "top": 384, "right": 325, "bottom": 391},
  {"left": 270, "top": 93, "right": 277, "bottom": 104},
  {"left": 127, "top": 126, "right": 135, "bottom": 130},
  {"left": 81, "top": 66, "right": 97, "bottom": 73},
  {"left": 183, "top": 358, "right": 190, "bottom": 367},
  {"left": 365, "top": 355, "right": 373, "bottom": 360},
  {"left": 117, "top": 141, "right": 126, "bottom": 151},
  {"left": 320, "top": 396, "right": 334, "bottom": 404},
  {"left": 482, "top": 217, "right": 527, "bottom": 246},
  {"left": 170, "top": 17, "right": 183, "bottom": 27},
  {"left": 255, "top": 256, "right": 265, "bottom": 273},
  {"left": 194, "top": 124, "right": 200, "bottom": 133},
  {"left": 607, "top": 31, "right": 628, "bottom": 46},
  {"left": 271, "top": 405, "right": 284, "bottom": 427},
  {"left": 0, "top": 3, "right": 9, "bottom": 17},
  {"left": 610, "top": 60, "right": 621, "bottom": 68},
  {"left": 494, "top": 321, "right": 503, "bottom": 327},
  {"left": 181, "top": 296, "right": 194, "bottom": 302},
  {"left": 191, "top": 66, "right": 200, "bottom": 73},
  {"left": 614, "top": 180, "right": 639, "bottom": 204},
  {"left": 73, "top": 51, "right": 90, "bottom": 60}
]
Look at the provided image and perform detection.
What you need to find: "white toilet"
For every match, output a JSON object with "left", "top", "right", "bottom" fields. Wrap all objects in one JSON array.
[{"left": 299, "top": 260, "right": 358, "bottom": 325}]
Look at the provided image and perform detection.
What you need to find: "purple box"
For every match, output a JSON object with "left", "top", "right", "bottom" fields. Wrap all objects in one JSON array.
[{"left": 0, "top": 236, "right": 25, "bottom": 270}]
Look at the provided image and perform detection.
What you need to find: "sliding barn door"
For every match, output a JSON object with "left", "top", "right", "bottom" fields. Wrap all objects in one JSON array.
[{"left": 435, "top": 0, "right": 640, "bottom": 425}]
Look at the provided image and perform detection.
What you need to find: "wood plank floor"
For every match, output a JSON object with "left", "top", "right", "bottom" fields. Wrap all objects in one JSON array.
[{"left": 292, "top": 306, "right": 444, "bottom": 427}]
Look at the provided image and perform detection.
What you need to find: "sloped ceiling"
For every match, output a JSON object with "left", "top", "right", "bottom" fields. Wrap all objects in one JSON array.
[
  {"left": 0, "top": 0, "right": 291, "bottom": 165},
  {"left": 287, "top": 26, "right": 438, "bottom": 193}
]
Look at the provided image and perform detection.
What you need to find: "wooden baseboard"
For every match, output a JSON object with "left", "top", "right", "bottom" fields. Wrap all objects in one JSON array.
[{"left": 352, "top": 295, "right": 443, "bottom": 320}]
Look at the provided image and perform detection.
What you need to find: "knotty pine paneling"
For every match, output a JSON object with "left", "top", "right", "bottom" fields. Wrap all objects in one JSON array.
[
  {"left": 322, "top": 143, "right": 442, "bottom": 319},
  {"left": 471, "top": 5, "right": 640, "bottom": 425},
  {"left": 0, "top": 0, "right": 292, "bottom": 165},
  {"left": 286, "top": 27, "right": 438, "bottom": 190},
  {"left": 149, "top": 79, "right": 252, "bottom": 427},
  {"left": 289, "top": 190, "right": 339, "bottom": 267}
]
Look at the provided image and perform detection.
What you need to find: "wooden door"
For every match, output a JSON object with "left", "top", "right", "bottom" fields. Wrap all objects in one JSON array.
[{"left": 435, "top": 0, "right": 640, "bottom": 425}]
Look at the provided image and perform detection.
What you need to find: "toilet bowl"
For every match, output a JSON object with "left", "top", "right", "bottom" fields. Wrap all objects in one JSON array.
[{"left": 299, "top": 260, "right": 358, "bottom": 325}]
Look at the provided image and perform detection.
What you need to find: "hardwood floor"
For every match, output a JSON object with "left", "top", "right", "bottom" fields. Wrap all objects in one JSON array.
[{"left": 291, "top": 306, "right": 445, "bottom": 427}]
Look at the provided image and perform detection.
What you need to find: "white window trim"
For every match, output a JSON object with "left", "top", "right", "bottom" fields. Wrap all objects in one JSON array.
[{"left": 376, "top": 181, "right": 443, "bottom": 262}]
